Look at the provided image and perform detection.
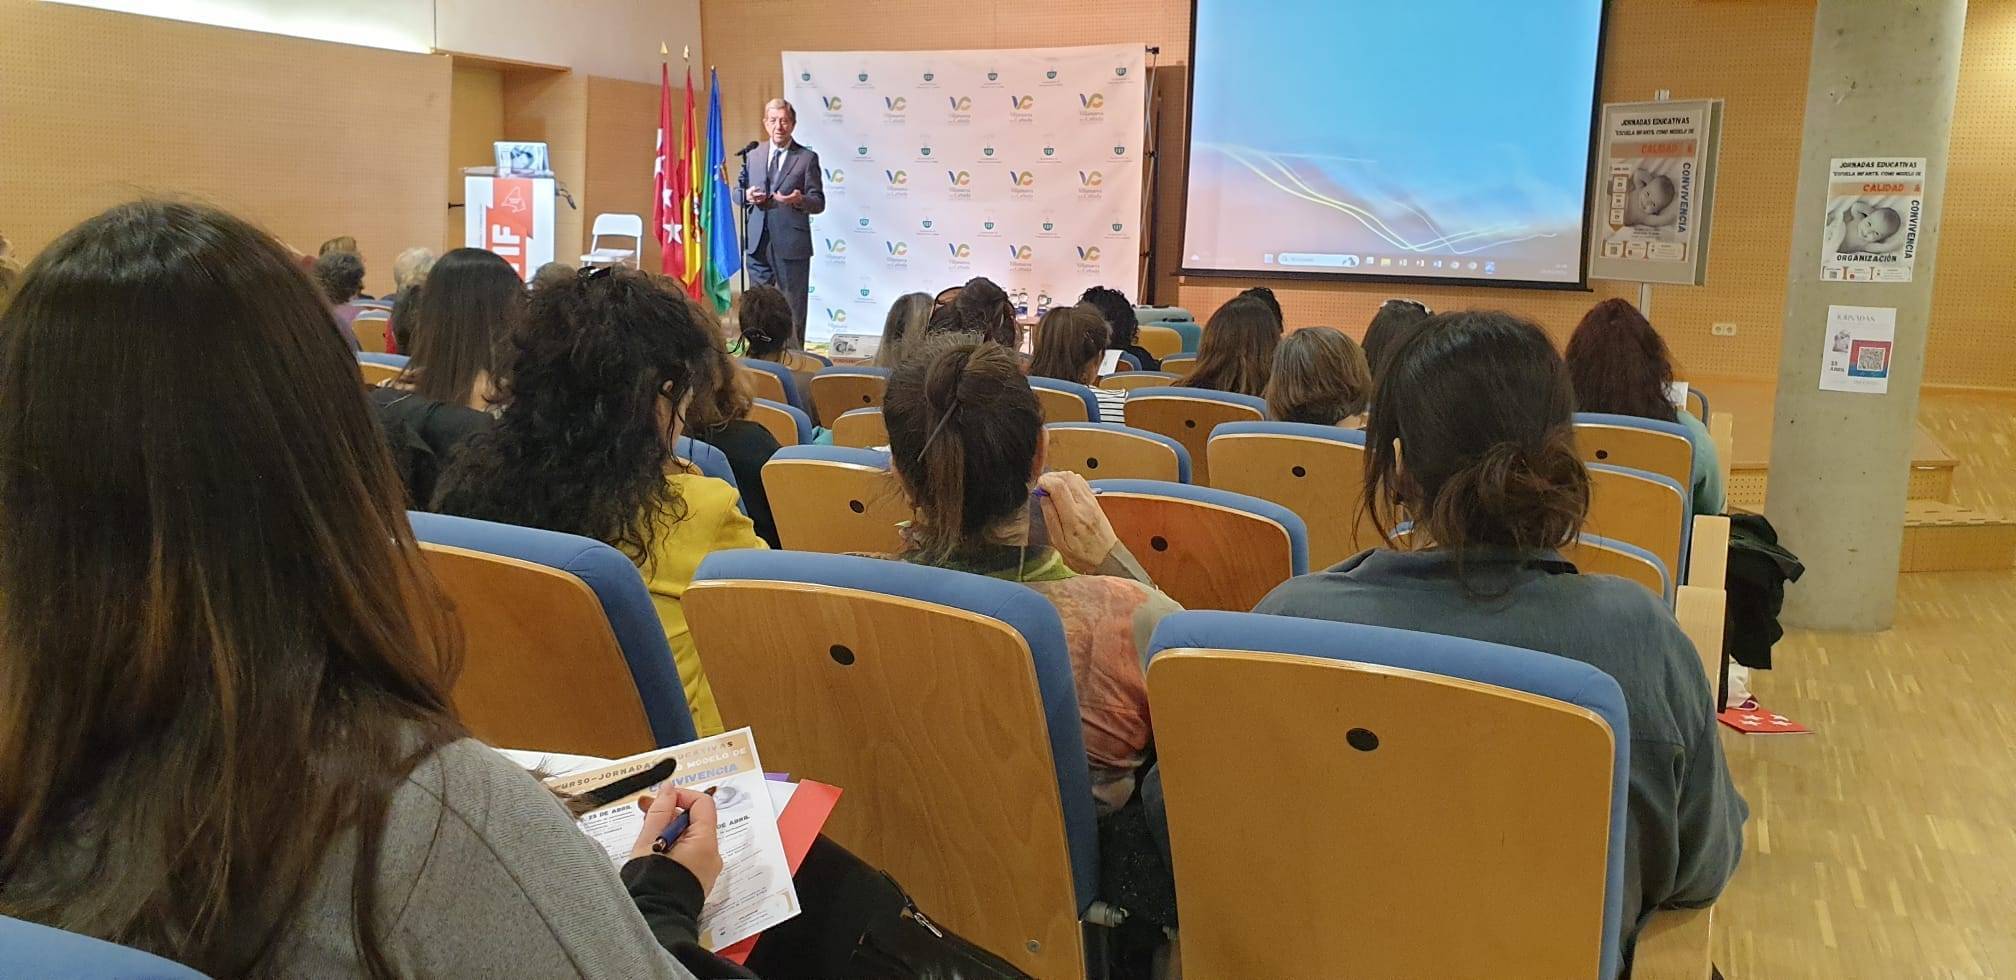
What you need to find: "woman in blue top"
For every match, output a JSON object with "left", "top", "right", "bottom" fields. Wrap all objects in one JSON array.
[{"left": 1566, "top": 298, "right": 1724, "bottom": 515}]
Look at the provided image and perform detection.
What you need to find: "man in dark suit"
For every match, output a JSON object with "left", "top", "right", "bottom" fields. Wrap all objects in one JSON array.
[{"left": 745, "top": 98, "right": 824, "bottom": 347}]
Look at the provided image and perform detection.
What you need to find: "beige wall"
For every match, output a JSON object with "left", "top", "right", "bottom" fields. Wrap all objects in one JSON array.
[
  {"left": 0, "top": 0, "right": 449, "bottom": 299},
  {"left": 702, "top": 0, "right": 2016, "bottom": 390},
  {"left": 584, "top": 75, "right": 668, "bottom": 275}
]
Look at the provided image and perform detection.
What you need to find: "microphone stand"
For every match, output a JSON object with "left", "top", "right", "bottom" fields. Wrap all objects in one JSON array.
[{"left": 734, "top": 140, "right": 760, "bottom": 293}]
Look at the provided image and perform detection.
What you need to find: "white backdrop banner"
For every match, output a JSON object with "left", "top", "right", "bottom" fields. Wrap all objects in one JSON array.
[{"left": 782, "top": 44, "right": 1145, "bottom": 343}]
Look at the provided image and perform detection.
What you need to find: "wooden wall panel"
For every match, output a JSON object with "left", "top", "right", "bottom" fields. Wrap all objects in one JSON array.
[
  {"left": 502, "top": 72, "right": 589, "bottom": 266},
  {"left": 0, "top": 0, "right": 450, "bottom": 298},
  {"left": 1927, "top": 2, "right": 2016, "bottom": 390},
  {"left": 446, "top": 64, "right": 507, "bottom": 251}
]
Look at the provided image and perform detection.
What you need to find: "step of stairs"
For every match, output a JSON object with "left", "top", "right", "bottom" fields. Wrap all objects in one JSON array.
[{"left": 1900, "top": 500, "right": 2016, "bottom": 572}]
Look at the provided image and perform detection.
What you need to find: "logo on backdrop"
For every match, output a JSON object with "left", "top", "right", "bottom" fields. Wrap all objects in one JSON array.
[
  {"left": 947, "top": 95, "right": 972, "bottom": 114},
  {"left": 1009, "top": 95, "right": 1034, "bottom": 111},
  {"left": 852, "top": 72, "right": 872, "bottom": 89},
  {"left": 1041, "top": 67, "right": 1061, "bottom": 86},
  {"left": 1109, "top": 144, "right": 1129, "bottom": 160},
  {"left": 1079, "top": 93, "right": 1105, "bottom": 111},
  {"left": 883, "top": 96, "right": 907, "bottom": 117},
  {"left": 978, "top": 218, "right": 1001, "bottom": 238},
  {"left": 885, "top": 241, "right": 908, "bottom": 257},
  {"left": 1036, "top": 218, "right": 1060, "bottom": 239},
  {"left": 821, "top": 96, "right": 844, "bottom": 112},
  {"left": 822, "top": 238, "right": 848, "bottom": 256},
  {"left": 1009, "top": 171, "right": 1035, "bottom": 188},
  {"left": 800, "top": 71, "right": 812, "bottom": 82},
  {"left": 823, "top": 168, "right": 846, "bottom": 186},
  {"left": 948, "top": 243, "right": 972, "bottom": 260},
  {"left": 1076, "top": 245, "right": 1102, "bottom": 269},
  {"left": 883, "top": 170, "right": 908, "bottom": 186},
  {"left": 1009, "top": 244, "right": 1033, "bottom": 261},
  {"left": 921, "top": 71, "right": 936, "bottom": 83},
  {"left": 852, "top": 145, "right": 872, "bottom": 162},
  {"left": 1115, "top": 66, "right": 1128, "bottom": 77},
  {"left": 918, "top": 217, "right": 939, "bottom": 235},
  {"left": 985, "top": 70, "right": 1000, "bottom": 84},
  {"left": 946, "top": 170, "right": 973, "bottom": 199},
  {"left": 915, "top": 144, "right": 934, "bottom": 161},
  {"left": 825, "top": 308, "right": 849, "bottom": 326},
  {"left": 981, "top": 144, "right": 997, "bottom": 160},
  {"left": 1040, "top": 144, "right": 1060, "bottom": 162}
]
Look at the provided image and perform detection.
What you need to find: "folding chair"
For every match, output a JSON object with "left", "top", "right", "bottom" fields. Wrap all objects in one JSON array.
[
  {"left": 1089, "top": 479, "right": 1307, "bottom": 611},
  {"left": 686, "top": 551, "right": 1107, "bottom": 978},
  {"left": 580, "top": 212, "right": 644, "bottom": 267},
  {"left": 1045, "top": 422, "right": 1191, "bottom": 483},
  {"left": 810, "top": 367, "right": 891, "bottom": 430},
  {"left": 409, "top": 512, "right": 698, "bottom": 756},
  {"left": 1122, "top": 387, "right": 1266, "bottom": 486},
  {"left": 749, "top": 397, "right": 813, "bottom": 446},
  {"left": 1146, "top": 611, "right": 1636, "bottom": 979},
  {"left": 1028, "top": 376, "right": 1100, "bottom": 423},
  {"left": 759, "top": 446, "right": 908, "bottom": 554},
  {"left": 1208, "top": 421, "right": 1377, "bottom": 568},
  {"left": 830, "top": 407, "right": 889, "bottom": 450}
]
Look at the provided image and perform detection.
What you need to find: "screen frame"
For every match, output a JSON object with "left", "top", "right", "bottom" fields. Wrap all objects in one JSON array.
[{"left": 1175, "top": 0, "right": 1612, "bottom": 291}]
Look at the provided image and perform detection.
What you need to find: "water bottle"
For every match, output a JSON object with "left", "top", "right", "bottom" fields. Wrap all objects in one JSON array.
[
  {"left": 1036, "top": 289, "right": 1053, "bottom": 317},
  {"left": 1013, "top": 287, "right": 1030, "bottom": 318}
]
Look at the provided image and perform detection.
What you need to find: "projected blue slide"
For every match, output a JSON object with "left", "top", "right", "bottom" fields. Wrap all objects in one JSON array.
[{"left": 1181, "top": 0, "right": 1605, "bottom": 286}]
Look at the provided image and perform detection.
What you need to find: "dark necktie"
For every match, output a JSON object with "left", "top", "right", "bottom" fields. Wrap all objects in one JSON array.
[{"left": 767, "top": 147, "right": 784, "bottom": 189}]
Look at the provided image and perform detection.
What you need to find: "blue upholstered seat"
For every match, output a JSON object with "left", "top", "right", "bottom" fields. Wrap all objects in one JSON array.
[
  {"left": 752, "top": 397, "right": 814, "bottom": 445},
  {"left": 1027, "top": 376, "right": 1103, "bottom": 422},
  {"left": 408, "top": 511, "right": 698, "bottom": 746},
  {"left": 1145, "top": 611, "right": 1632, "bottom": 979},
  {"left": 0, "top": 915, "right": 207, "bottom": 979}
]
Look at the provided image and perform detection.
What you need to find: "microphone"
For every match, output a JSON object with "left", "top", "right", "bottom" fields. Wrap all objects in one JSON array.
[{"left": 734, "top": 141, "right": 761, "bottom": 157}]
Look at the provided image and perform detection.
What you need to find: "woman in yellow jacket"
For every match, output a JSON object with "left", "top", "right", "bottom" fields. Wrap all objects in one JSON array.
[{"left": 435, "top": 267, "right": 764, "bottom": 736}]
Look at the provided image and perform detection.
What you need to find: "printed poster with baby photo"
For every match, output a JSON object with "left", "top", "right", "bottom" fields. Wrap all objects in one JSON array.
[
  {"left": 1821, "top": 158, "right": 1923, "bottom": 283},
  {"left": 1589, "top": 99, "right": 1722, "bottom": 286}
]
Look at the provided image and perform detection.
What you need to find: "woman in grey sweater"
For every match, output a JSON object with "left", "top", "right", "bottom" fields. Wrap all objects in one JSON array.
[
  {"left": 0, "top": 201, "right": 739, "bottom": 978},
  {"left": 1254, "top": 310, "right": 1746, "bottom": 972}
]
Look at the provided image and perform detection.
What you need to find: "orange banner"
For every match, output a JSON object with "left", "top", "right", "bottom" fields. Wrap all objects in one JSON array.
[{"left": 486, "top": 177, "right": 536, "bottom": 279}]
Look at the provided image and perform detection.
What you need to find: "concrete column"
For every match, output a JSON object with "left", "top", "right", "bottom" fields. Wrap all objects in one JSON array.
[{"left": 1766, "top": 0, "right": 1966, "bottom": 631}]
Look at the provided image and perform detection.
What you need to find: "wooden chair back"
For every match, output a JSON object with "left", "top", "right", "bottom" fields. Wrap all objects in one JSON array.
[
  {"left": 830, "top": 407, "right": 889, "bottom": 449},
  {"left": 1158, "top": 353, "right": 1199, "bottom": 379},
  {"left": 1208, "top": 424, "right": 1377, "bottom": 568},
  {"left": 685, "top": 577, "right": 1087, "bottom": 978},
  {"left": 1149, "top": 648, "right": 1616, "bottom": 979},
  {"left": 747, "top": 398, "right": 810, "bottom": 446},
  {"left": 358, "top": 361, "right": 401, "bottom": 386},
  {"left": 810, "top": 371, "right": 888, "bottom": 429},
  {"left": 353, "top": 313, "right": 391, "bottom": 354},
  {"left": 1033, "top": 385, "right": 1092, "bottom": 423},
  {"left": 1585, "top": 464, "right": 1689, "bottom": 586},
  {"left": 1097, "top": 371, "right": 1179, "bottom": 392},
  {"left": 1575, "top": 416, "right": 1694, "bottom": 491},
  {"left": 741, "top": 364, "right": 790, "bottom": 405},
  {"left": 1045, "top": 423, "right": 1189, "bottom": 483},
  {"left": 1091, "top": 481, "right": 1305, "bottom": 611},
  {"left": 1123, "top": 390, "right": 1265, "bottom": 486},
  {"left": 760, "top": 448, "right": 908, "bottom": 554},
  {"left": 419, "top": 543, "right": 657, "bottom": 758},
  {"left": 1135, "top": 324, "right": 1183, "bottom": 360},
  {"left": 1561, "top": 534, "right": 1672, "bottom": 603}
]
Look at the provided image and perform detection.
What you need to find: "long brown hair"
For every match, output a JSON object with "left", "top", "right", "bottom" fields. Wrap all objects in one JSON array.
[
  {"left": 1564, "top": 297, "right": 1680, "bottom": 423},
  {"left": 1181, "top": 296, "right": 1280, "bottom": 396},
  {"left": 1365, "top": 310, "right": 1589, "bottom": 560},
  {"left": 400, "top": 247, "right": 524, "bottom": 409},
  {"left": 1027, "top": 304, "right": 1110, "bottom": 384},
  {"left": 883, "top": 335, "right": 1042, "bottom": 565},
  {"left": 685, "top": 295, "right": 755, "bottom": 431},
  {"left": 0, "top": 201, "right": 463, "bottom": 976},
  {"left": 1265, "top": 326, "right": 1371, "bottom": 425}
]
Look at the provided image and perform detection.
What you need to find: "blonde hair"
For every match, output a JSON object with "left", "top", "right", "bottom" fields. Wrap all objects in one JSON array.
[{"left": 392, "top": 247, "right": 437, "bottom": 291}]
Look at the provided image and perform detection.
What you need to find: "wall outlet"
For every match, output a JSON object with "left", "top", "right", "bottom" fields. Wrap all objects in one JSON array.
[{"left": 1711, "top": 322, "right": 1738, "bottom": 337}]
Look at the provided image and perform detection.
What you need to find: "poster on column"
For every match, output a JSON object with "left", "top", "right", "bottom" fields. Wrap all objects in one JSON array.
[
  {"left": 1821, "top": 158, "right": 1923, "bottom": 283},
  {"left": 782, "top": 44, "right": 1146, "bottom": 344},
  {"left": 1589, "top": 99, "right": 1722, "bottom": 286},
  {"left": 1819, "top": 304, "right": 1896, "bottom": 394}
]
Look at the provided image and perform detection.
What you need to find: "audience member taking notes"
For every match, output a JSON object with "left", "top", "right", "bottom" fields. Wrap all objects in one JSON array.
[
  {"left": 0, "top": 200, "right": 735, "bottom": 978},
  {"left": 1252, "top": 309, "right": 1747, "bottom": 963},
  {"left": 435, "top": 266, "right": 767, "bottom": 737}
]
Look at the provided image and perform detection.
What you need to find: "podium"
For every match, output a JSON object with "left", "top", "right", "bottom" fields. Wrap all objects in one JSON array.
[{"left": 464, "top": 174, "right": 556, "bottom": 282}]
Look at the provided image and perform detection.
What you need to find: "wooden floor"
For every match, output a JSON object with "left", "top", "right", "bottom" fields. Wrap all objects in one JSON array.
[{"left": 1713, "top": 390, "right": 2016, "bottom": 979}]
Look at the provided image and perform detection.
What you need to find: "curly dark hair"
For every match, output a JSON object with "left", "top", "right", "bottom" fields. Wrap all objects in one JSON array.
[
  {"left": 432, "top": 269, "right": 716, "bottom": 565},
  {"left": 736, "top": 284, "right": 795, "bottom": 358},
  {"left": 1078, "top": 285, "right": 1139, "bottom": 348},
  {"left": 312, "top": 251, "right": 365, "bottom": 305}
]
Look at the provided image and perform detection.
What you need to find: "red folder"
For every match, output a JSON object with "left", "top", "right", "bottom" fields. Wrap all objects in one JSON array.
[{"left": 719, "top": 780, "right": 843, "bottom": 963}]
